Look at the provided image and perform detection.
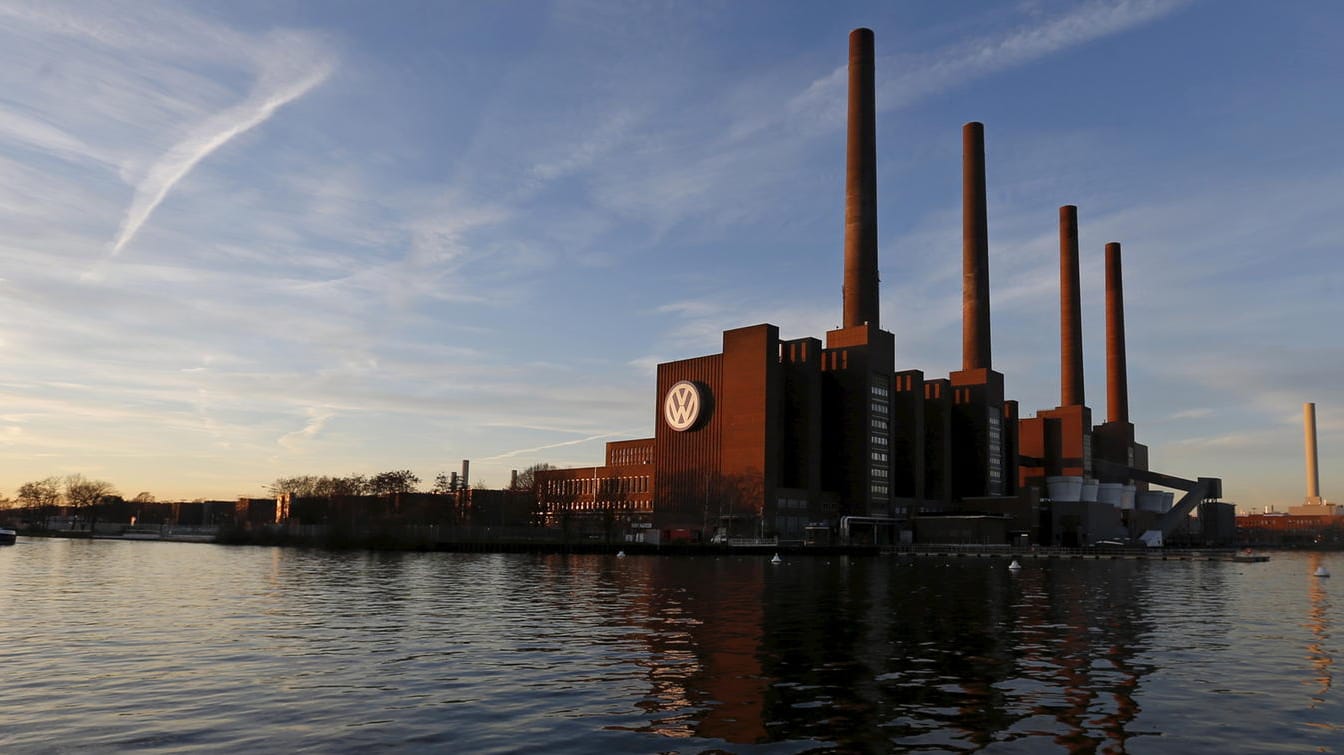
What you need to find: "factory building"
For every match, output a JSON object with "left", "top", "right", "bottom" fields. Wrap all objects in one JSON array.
[{"left": 537, "top": 28, "right": 1223, "bottom": 546}]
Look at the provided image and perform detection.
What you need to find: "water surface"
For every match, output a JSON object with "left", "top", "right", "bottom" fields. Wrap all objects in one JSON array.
[{"left": 2, "top": 539, "right": 1339, "bottom": 753}]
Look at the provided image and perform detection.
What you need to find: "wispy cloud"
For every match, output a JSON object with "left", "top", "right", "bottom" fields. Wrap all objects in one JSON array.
[
  {"left": 278, "top": 407, "right": 335, "bottom": 450},
  {"left": 477, "top": 432, "right": 635, "bottom": 463},
  {"left": 111, "top": 32, "right": 335, "bottom": 254},
  {"left": 791, "top": 0, "right": 1196, "bottom": 122}
]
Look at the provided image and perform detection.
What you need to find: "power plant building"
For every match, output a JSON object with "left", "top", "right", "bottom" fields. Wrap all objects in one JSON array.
[{"left": 537, "top": 28, "right": 1224, "bottom": 546}]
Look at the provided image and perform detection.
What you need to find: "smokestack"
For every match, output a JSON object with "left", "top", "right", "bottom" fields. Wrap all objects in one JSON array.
[
  {"left": 962, "top": 122, "right": 991, "bottom": 370},
  {"left": 842, "top": 28, "right": 879, "bottom": 329},
  {"left": 1105, "top": 242, "right": 1128, "bottom": 423},
  {"left": 1306, "top": 402, "right": 1321, "bottom": 502},
  {"left": 461, "top": 459, "right": 471, "bottom": 490},
  {"left": 1060, "top": 206, "right": 1084, "bottom": 406}
]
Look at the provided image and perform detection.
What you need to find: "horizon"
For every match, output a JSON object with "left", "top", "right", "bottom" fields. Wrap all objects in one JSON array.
[{"left": 0, "top": 1, "right": 1340, "bottom": 510}]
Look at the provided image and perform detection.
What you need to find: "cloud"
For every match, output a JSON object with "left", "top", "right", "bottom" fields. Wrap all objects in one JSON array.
[
  {"left": 791, "top": 0, "right": 1196, "bottom": 123},
  {"left": 477, "top": 431, "right": 635, "bottom": 462},
  {"left": 110, "top": 32, "right": 335, "bottom": 255},
  {"left": 278, "top": 407, "right": 335, "bottom": 450},
  {"left": 1169, "top": 408, "right": 1214, "bottom": 421}
]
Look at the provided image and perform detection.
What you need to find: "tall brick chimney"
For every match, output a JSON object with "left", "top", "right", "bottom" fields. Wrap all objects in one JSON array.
[
  {"left": 842, "top": 28, "right": 879, "bottom": 329},
  {"left": 1060, "top": 205, "right": 1084, "bottom": 406},
  {"left": 962, "top": 122, "right": 991, "bottom": 370},
  {"left": 1105, "top": 242, "right": 1128, "bottom": 423}
]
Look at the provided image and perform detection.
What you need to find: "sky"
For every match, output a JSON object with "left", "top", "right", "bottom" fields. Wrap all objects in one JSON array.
[{"left": 0, "top": 0, "right": 1340, "bottom": 510}]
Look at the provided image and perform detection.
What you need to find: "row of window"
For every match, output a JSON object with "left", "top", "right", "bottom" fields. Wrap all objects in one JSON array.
[
  {"left": 544, "top": 476, "right": 651, "bottom": 497},
  {"left": 545, "top": 500, "right": 652, "bottom": 512},
  {"left": 609, "top": 447, "right": 653, "bottom": 466}
]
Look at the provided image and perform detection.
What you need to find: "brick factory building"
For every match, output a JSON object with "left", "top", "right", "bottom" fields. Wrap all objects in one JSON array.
[{"left": 538, "top": 29, "right": 1225, "bottom": 547}]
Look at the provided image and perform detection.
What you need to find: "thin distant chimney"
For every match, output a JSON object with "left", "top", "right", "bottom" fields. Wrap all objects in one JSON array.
[
  {"left": 1305, "top": 402, "right": 1321, "bottom": 502},
  {"left": 842, "top": 27, "right": 879, "bottom": 329},
  {"left": 1105, "top": 242, "right": 1128, "bottom": 423},
  {"left": 1060, "top": 206, "right": 1084, "bottom": 406},
  {"left": 962, "top": 122, "right": 991, "bottom": 370},
  {"left": 461, "top": 459, "right": 471, "bottom": 490}
]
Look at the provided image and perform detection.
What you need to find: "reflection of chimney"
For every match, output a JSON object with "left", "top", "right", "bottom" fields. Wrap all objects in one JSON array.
[
  {"left": 962, "top": 122, "right": 991, "bottom": 370},
  {"left": 1060, "top": 206, "right": 1084, "bottom": 406},
  {"left": 1305, "top": 402, "right": 1321, "bottom": 502},
  {"left": 1105, "top": 242, "right": 1128, "bottom": 423},
  {"left": 842, "top": 28, "right": 879, "bottom": 329}
]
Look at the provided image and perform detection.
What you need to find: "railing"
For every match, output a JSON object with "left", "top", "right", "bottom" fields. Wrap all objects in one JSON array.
[
  {"left": 884, "top": 544, "right": 1239, "bottom": 559},
  {"left": 727, "top": 537, "right": 779, "bottom": 547}
]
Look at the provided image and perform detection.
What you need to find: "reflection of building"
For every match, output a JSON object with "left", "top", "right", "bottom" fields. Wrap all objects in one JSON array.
[{"left": 537, "top": 28, "right": 1225, "bottom": 545}]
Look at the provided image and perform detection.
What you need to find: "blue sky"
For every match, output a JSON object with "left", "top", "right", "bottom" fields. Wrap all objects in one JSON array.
[{"left": 0, "top": 0, "right": 1340, "bottom": 510}]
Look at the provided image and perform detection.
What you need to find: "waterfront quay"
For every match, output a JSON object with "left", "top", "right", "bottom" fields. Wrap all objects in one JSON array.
[{"left": 884, "top": 543, "right": 1266, "bottom": 562}]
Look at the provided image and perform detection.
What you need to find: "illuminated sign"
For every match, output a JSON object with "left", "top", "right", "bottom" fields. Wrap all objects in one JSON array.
[{"left": 663, "top": 380, "right": 704, "bottom": 432}]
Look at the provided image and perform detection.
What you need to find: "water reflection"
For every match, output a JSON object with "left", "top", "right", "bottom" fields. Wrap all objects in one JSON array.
[
  {"left": 594, "top": 555, "right": 1159, "bottom": 751},
  {"left": 1306, "top": 552, "right": 1332, "bottom": 703}
]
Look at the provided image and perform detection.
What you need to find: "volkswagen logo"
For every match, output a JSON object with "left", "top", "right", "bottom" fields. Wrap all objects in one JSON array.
[{"left": 663, "top": 380, "right": 704, "bottom": 432}]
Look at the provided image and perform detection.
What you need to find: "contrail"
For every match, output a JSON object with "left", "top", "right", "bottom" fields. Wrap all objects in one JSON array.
[
  {"left": 110, "top": 57, "right": 333, "bottom": 255},
  {"left": 478, "top": 431, "right": 634, "bottom": 462}
]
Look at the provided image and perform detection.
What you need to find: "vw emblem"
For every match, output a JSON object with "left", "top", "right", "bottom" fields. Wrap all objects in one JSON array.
[{"left": 663, "top": 380, "right": 703, "bottom": 432}]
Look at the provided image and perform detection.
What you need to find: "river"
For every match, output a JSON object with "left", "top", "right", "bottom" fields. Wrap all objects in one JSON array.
[{"left": 1, "top": 539, "right": 1339, "bottom": 753}]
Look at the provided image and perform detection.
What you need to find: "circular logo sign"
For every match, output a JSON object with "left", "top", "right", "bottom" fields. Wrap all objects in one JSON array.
[{"left": 663, "top": 380, "right": 703, "bottom": 432}]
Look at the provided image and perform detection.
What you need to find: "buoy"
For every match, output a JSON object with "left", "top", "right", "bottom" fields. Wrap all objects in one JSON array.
[
  {"left": 1315, "top": 566, "right": 1330, "bottom": 578},
  {"left": 616, "top": 550, "right": 626, "bottom": 558},
  {"left": 1008, "top": 559, "right": 1022, "bottom": 571},
  {"left": 771, "top": 553, "right": 782, "bottom": 564}
]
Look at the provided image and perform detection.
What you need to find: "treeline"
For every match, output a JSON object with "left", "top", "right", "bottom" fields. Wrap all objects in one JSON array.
[
  {"left": 267, "top": 470, "right": 425, "bottom": 498},
  {"left": 1, "top": 462, "right": 560, "bottom": 513},
  {"left": 266, "top": 463, "right": 557, "bottom": 499},
  {"left": 8, "top": 474, "right": 131, "bottom": 511}
]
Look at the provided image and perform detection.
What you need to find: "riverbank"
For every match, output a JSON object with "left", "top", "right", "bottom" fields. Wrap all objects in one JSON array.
[{"left": 14, "top": 527, "right": 1286, "bottom": 561}]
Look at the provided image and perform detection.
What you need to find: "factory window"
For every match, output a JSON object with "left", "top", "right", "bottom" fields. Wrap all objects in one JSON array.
[
  {"left": 872, "top": 418, "right": 888, "bottom": 431},
  {"left": 870, "top": 483, "right": 889, "bottom": 496},
  {"left": 871, "top": 450, "right": 887, "bottom": 463},
  {"left": 870, "top": 383, "right": 888, "bottom": 398},
  {"left": 872, "top": 466, "right": 888, "bottom": 479},
  {"left": 871, "top": 434, "right": 888, "bottom": 446}
]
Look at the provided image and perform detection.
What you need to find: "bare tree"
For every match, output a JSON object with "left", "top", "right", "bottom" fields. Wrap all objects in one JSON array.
[
  {"left": 510, "top": 463, "right": 556, "bottom": 492},
  {"left": 269, "top": 475, "right": 319, "bottom": 498},
  {"left": 369, "top": 470, "right": 420, "bottom": 495},
  {"left": 312, "top": 475, "right": 368, "bottom": 498},
  {"left": 65, "top": 475, "right": 118, "bottom": 530},
  {"left": 17, "top": 477, "right": 62, "bottom": 510},
  {"left": 431, "top": 472, "right": 454, "bottom": 495}
]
